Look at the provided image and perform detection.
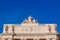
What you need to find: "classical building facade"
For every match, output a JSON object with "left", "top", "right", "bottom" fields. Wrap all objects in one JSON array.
[{"left": 0, "top": 16, "right": 60, "bottom": 40}]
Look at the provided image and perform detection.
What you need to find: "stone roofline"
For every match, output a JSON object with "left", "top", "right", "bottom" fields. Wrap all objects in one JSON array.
[{"left": 3, "top": 16, "right": 57, "bottom": 27}]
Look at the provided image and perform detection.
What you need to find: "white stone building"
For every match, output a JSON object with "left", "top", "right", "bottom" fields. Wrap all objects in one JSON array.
[{"left": 0, "top": 16, "right": 60, "bottom": 40}]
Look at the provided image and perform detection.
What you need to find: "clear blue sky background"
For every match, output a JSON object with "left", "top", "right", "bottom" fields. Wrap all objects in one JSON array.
[{"left": 0, "top": 0, "right": 60, "bottom": 33}]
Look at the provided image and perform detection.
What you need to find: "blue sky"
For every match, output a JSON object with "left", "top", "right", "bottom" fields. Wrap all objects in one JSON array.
[{"left": 0, "top": 0, "right": 60, "bottom": 33}]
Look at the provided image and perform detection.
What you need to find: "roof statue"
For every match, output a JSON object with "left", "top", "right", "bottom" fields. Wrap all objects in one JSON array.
[
  {"left": 22, "top": 16, "right": 38, "bottom": 24},
  {"left": 28, "top": 16, "right": 32, "bottom": 23},
  {"left": 33, "top": 19, "right": 37, "bottom": 23}
]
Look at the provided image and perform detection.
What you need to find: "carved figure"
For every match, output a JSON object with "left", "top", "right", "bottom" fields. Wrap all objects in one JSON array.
[{"left": 5, "top": 26, "right": 8, "bottom": 33}]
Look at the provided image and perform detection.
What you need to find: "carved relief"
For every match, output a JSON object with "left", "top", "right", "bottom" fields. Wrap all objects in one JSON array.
[{"left": 5, "top": 26, "right": 8, "bottom": 33}]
